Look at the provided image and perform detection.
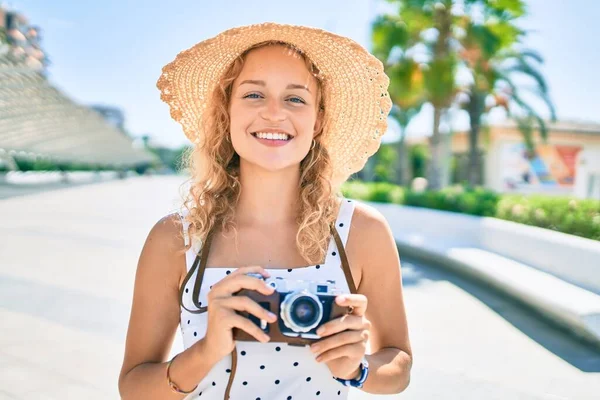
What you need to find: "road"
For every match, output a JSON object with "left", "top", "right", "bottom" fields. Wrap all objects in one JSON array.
[{"left": 0, "top": 176, "right": 598, "bottom": 399}]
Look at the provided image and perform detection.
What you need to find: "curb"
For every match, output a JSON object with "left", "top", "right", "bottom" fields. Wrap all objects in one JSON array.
[{"left": 395, "top": 239, "right": 600, "bottom": 350}]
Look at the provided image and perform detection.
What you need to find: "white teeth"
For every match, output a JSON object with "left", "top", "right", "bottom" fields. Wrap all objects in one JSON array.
[{"left": 254, "top": 132, "right": 291, "bottom": 141}]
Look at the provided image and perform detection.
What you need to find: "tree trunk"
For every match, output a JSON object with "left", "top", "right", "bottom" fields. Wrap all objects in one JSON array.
[
  {"left": 427, "top": 1, "right": 453, "bottom": 191},
  {"left": 394, "top": 129, "right": 411, "bottom": 186},
  {"left": 427, "top": 106, "right": 443, "bottom": 190},
  {"left": 467, "top": 91, "right": 484, "bottom": 186}
]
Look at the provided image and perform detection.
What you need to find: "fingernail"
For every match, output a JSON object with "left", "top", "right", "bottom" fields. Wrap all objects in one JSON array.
[
  {"left": 310, "top": 344, "right": 320, "bottom": 353},
  {"left": 316, "top": 327, "right": 325, "bottom": 336},
  {"left": 268, "top": 312, "right": 277, "bottom": 320},
  {"left": 337, "top": 295, "right": 346, "bottom": 303}
]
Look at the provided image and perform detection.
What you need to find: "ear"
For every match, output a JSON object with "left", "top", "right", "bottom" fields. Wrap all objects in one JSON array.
[{"left": 313, "top": 109, "right": 324, "bottom": 138}]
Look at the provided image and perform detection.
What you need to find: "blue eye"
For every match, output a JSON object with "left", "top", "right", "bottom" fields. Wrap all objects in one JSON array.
[{"left": 242, "top": 93, "right": 305, "bottom": 104}]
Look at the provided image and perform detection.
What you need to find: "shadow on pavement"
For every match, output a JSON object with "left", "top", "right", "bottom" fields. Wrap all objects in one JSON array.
[{"left": 399, "top": 254, "right": 600, "bottom": 373}]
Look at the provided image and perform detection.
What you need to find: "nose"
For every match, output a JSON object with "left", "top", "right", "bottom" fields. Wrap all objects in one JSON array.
[{"left": 259, "top": 97, "right": 286, "bottom": 122}]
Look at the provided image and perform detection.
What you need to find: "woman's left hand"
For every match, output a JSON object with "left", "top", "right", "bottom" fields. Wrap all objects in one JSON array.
[{"left": 310, "top": 294, "right": 371, "bottom": 380}]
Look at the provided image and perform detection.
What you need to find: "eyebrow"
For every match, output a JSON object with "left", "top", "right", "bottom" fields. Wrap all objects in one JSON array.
[{"left": 238, "top": 79, "right": 311, "bottom": 93}]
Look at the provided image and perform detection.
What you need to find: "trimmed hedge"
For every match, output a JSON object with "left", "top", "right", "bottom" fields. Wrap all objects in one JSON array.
[{"left": 341, "top": 180, "right": 600, "bottom": 241}]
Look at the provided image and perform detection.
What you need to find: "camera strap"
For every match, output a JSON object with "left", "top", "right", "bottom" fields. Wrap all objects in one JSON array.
[
  {"left": 179, "top": 223, "right": 356, "bottom": 400},
  {"left": 177, "top": 225, "right": 215, "bottom": 314},
  {"left": 331, "top": 225, "right": 357, "bottom": 294}
]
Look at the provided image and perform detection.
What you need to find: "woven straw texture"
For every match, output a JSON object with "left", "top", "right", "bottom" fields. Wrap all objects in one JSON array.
[{"left": 157, "top": 22, "right": 392, "bottom": 187}]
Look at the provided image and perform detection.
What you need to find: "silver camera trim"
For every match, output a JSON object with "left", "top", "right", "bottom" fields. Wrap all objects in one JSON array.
[{"left": 280, "top": 290, "right": 324, "bottom": 333}]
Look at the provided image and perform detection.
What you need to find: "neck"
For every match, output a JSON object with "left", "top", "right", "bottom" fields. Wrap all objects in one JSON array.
[{"left": 235, "top": 161, "right": 301, "bottom": 228}]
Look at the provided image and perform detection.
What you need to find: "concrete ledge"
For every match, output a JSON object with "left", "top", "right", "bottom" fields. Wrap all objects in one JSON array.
[
  {"left": 368, "top": 202, "right": 600, "bottom": 348},
  {"left": 0, "top": 170, "right": 128, "bottom": 185}
]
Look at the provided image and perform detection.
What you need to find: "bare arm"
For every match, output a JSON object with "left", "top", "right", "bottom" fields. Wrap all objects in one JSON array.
[
  {"left": 118, "top": 215, "right": 219, "bottom": 399},
  {"left": 353, "top": 203, "right": 413, "bottom": 394}
]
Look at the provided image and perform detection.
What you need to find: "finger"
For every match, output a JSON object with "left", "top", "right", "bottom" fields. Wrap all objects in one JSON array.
[
  {"left": 210, "top": 274, "right": 275, "bottom": 298},
  {"left": 229, "top": 265, "right": 271, "bottom": 279},
  {"left": 316, "top": 314, "right": 368, "bottom": 337},
  {"left": 315, "top": 342, "right": 366, "bottom": 363},
  {"left": 310, "top": 330, "right": 367, "bottom": 358},
  {"left": 228, "top": 314, "right": 271, "bottom": 343},
  {"left": 335, "top": 294, "right": 368, "bottom": 316},
  {"left": 220, "top": 296, "right": 277, "bottom": 323}
]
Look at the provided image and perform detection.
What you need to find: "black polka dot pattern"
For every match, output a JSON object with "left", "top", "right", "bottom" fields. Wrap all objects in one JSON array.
[{"left": 177, "top": 199, "right": 355, "bottom": 399}]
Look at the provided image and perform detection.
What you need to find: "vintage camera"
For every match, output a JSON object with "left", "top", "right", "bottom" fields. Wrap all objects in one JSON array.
[{"left": 233, "top": 273, "right": 350, "bottom": 344}]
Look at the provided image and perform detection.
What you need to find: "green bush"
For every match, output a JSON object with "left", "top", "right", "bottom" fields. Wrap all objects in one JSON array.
[
  {"left": 341, "top": 180, "right": 600, "bottom": 241},
  {"left": 496, "top": 195, "right": 600, "bottom": 241}
]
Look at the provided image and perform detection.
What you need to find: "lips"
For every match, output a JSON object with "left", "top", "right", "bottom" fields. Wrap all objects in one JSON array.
[
  {"left": 251, "top": 132, "right": 293, "bottom": 140},
  {"left": 251, "top": 132, "right": 293, "bottom": 147}
]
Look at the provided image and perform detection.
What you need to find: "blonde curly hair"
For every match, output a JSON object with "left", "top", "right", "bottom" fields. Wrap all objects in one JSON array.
[{"left": 179, "top": 40, "right": 343, "bottom": 265}]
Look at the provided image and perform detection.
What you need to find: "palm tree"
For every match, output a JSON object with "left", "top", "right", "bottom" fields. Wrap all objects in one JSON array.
[
  {"left": 373, "top": 0, "right": 459, "bottom": 190},
  {"left": 457, "top": 0, "right": 556, "bottom": 185},
  {"left": 372, "top": 3, "right": 456, "bottom": 189},
  {"left": 372, "top": 16, "right": 427, "bottom": 185}
]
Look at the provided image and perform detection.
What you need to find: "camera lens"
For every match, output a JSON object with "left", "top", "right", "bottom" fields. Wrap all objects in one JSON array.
[
  {"left": 291, "top": 297, "right": 319, "bottom": 325},
  {"left": 280, "top": 291, "right": 323, "bottom": 333}
]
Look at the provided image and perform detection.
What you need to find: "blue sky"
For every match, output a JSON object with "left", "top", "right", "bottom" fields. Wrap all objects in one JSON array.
[{"left": 7, "top": 0, "right": 600, "bottom": 148}]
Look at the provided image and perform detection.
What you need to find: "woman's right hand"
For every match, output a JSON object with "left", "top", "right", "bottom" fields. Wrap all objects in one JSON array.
[{"left": 197, "top": 266, "right": 278, "bottom": 363}]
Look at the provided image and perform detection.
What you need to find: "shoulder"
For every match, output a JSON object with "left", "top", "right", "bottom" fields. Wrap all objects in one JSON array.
[
  {"left": 138, "top": 213, "right": 187, "bottom": 286},
  {"left": 349, "top": 200, "right": 392, "bottom": 239},
  {"left": 146, "top": 213, "right": 185, "bottom": 250},
  {"left": 346, "top": 200, "right": 398, "bottom": 284}
]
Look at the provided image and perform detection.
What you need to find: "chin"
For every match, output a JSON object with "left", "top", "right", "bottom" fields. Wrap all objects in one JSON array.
[{"left": 243, "top": 157, "right": 302, "bottom": 174}]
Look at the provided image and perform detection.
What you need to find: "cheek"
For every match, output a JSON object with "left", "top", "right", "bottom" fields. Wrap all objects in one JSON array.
[{"left": 228, "top": 103, "right": 248, "bottom": 132}]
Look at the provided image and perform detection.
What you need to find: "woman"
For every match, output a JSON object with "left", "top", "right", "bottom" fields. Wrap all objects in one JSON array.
[{"left": 118, "top": 22, "right": 412, "bottom": 400}]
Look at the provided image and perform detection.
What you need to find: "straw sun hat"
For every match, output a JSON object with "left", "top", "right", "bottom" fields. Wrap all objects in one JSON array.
[{"left": 156, "top": 22, "right": 393, "bottom": 187}]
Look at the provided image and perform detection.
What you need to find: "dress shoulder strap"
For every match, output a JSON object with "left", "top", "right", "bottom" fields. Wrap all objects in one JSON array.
[{"left": 177, "top": 209, "right": 191, "bottom": 247}]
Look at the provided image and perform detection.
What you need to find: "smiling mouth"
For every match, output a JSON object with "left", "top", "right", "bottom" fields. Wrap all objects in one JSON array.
[{"left": 251, "top": 132, "right": 293, "bottom": 141}]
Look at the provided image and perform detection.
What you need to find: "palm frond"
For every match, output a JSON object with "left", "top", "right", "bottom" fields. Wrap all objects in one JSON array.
[{"left": 502, "top": 59, "right": 549, "bottom": 93}]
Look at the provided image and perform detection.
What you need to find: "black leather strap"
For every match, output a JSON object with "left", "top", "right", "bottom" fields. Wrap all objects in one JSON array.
[
  {"left": 178, "top": 226, "right": 215, "bottom": 314},
  {"left": 331, "top": 225, "right": 357, "bottom": 294}
]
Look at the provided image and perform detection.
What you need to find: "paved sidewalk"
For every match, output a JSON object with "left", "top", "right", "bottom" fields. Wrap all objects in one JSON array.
[{"left": 1, "top": 176, "right": 598, "bottom": 399}]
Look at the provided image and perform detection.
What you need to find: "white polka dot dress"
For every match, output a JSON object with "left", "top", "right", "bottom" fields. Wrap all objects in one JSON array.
[{"left": 178, "top": 198, "right": 357, "bottom": 400}]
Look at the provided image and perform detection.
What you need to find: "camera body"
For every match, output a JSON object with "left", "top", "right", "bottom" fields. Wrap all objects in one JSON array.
[{"left": 233, "top": 273, "right": 350, "bottom": 345}]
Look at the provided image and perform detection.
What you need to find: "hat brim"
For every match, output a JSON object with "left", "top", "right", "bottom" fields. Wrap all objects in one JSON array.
[{"left": 157, "top": 22, "right": 392, "bottom": 187}]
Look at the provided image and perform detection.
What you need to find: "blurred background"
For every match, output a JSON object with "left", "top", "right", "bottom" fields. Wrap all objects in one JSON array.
[{"left": 0, "top": 1, "right": 599, "bottom": 399}]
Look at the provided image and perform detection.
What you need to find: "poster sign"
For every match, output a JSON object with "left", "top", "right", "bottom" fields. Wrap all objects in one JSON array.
[{"left": 500, "top": 143, "right": 582, "bottom": 189}]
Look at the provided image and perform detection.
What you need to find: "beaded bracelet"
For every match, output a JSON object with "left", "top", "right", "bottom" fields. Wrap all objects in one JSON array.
[{"left": 166, "top": 354, "right": 198, "bottom": 394}]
